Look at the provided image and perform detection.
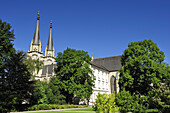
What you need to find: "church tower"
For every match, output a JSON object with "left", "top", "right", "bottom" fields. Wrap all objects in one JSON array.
[
  {"left": 45, "top": 20, "right": 55, "bottom": 57},
  {"left": 28, "top": 11, "right": 43, "bottom": 58},
  {"left": 44, "top": 20, "right": 55, "bottom": 65}
]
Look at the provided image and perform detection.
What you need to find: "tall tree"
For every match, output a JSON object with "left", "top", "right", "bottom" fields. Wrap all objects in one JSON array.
[
  {"left": 119, "top": 39, "right": 170, "bottom": 110},
  {"left": 55, "top": 48, "right": 95, "bottom": 104},
  {"left": 0, "top": 19, "right": 16, "bottom": 112},
  {"left": 0, "top": 20, "right": 34, "bottom": 112}
]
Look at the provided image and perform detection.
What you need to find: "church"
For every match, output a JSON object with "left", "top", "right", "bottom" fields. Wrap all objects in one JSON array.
[{"left": 28, "top": 12, "right": 121, "bottom": 105}]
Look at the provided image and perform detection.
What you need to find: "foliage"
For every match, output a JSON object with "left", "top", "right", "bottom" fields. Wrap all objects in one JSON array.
[
  {"left": 115, "top": 89, "right": 133, "bottom": 112},
  {"left": 30, "top": 78, "right": 66, "bottom": 105},
  {"left": 119, "top": 40, "right": 170, "bottom": 111},
  {"left": 48, "top": 76, "right": 66, "bottom": 104},
  {"left": 0, "top": 20, "right": 35, "bottom": 112},
  {"left": 93, "top": 93, "right": 119, "bottom": 113},
  {"left": 30, "top": 80, "right": 48, "bottom": 105},
  {"left": 0, "top": 20, "right": 16, "bottom": 112},
  {"left": 55, "top": 48, "right": 95, "bottom": 104},
  {"left": 115, "top": 89, "right": 148, "bottom": 113},
  {"left": 23, "top": 55, "right": 43, "bottom": 77},
  {"left": 119, "top": 40, "right": 165, "bottom": 95},
  {"left": 0, "top": 51, "right": 34, "bottom": 112}
]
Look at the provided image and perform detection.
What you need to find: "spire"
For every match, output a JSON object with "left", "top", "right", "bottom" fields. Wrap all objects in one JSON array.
[
  {"left": 32, "top": 11, "right": 41, "bottom": 45},
  {"left": 45, "top": 20, "right": 55, "bottom": 57},
  {"left": 29, "top": 11, "right": 42, "bottom": 53}
]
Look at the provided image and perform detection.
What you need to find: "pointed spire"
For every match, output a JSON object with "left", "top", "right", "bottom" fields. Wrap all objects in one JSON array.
[
  {"left": 32, "top": 11, "right": 41, "bottom": 45},
  {"left": 29, "top": 11, "right": 42, "bottom": 53},
  {"left": 45, "top": 20, "right": 55, "bottom": 57}
]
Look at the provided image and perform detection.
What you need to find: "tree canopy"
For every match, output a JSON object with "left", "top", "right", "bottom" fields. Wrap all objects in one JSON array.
[
  {"left": 55, "top": 48, "right": 95, "bottom": 104},
  {"left": 119, "top": 39, "right": 170, "bottom": 111}
]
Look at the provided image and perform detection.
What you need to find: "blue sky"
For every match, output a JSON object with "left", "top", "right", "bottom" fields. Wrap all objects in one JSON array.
[{"left": 1, "top": 0, "right": 170, "bottom": 64}]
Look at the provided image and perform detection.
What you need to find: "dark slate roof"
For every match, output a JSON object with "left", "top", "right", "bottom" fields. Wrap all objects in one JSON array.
[
  {"left": 90, "top": 55, "right": 122, "bottom": 72},
  {"left": 46, "top": 21, "right": 54, "bottom": 51},
  {"left": 42, "top": 64, "right": 57, "bottom": 75}
]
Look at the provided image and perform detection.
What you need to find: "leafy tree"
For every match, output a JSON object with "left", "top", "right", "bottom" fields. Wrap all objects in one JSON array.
[
  {"left": 119, "top": 39, "right": 170, "bottom": 111},
  {"left": 94, "top": 93, "right": 119, "bottom": 113},
  {"left": 0, "top": 20, "right": 16, "bottom": 108},
  {"left": 119, "top": 40, "right": 166, "bottom": 95},
  {"left": 0, "top": 51, "right": 34, "bottom": 111},
  {"left": 0, "top": 20, "right": 34, "bottom": 112},
  {"left": 55, "top": 48, "right": 95, "bottom": 104}
]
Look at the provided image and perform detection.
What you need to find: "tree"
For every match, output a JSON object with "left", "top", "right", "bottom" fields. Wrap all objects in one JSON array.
[
  {"left": 0, "top": 51, "right": 34, "bottom": 111},
  {"left": 0, "top": 20, "right": 34, "bottom": 112},
  {"left": 55, "top": 48, "right": 95, "bottom": 104},
  {"left": 119, "top": 39, "right": 170, "bottom": 111},
  {"left": 0, "top": 19, "right": 17, "bottom": 112}
]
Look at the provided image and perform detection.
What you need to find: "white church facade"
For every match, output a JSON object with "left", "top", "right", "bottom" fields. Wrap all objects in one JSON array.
[{"left": 28, "top": 12, "right": 121, "bottom": 105}]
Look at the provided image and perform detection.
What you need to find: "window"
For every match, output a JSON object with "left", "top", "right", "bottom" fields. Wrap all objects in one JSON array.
[
  {"left": 98, "top": 80, "right": 100, "bottom": 89},
  {"left": 116, "top": 72, "right": 119, "bottom": 79}
]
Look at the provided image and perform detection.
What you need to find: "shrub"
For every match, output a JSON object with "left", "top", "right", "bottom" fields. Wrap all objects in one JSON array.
[
  {"left": 27, "top": 104, "right": 88, "bottom": 111},
  {"left": 93, "top": 93, "right": 119, "bottom": 113}
]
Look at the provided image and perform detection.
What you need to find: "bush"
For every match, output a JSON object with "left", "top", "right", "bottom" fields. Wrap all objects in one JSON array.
[
  {"left": 93, "top": 93, "right": 119, "bottom": 113},
  {"left": 27, "top": 104, "right": 88, "bottom": 111}
]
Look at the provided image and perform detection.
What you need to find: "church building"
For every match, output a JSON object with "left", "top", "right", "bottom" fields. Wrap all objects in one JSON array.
[
  {"left": 28, "top": 12, "right": 121, "bottom": 105},
  {"left": 28, "top": 12, "right": 56, "bottom": 81}
]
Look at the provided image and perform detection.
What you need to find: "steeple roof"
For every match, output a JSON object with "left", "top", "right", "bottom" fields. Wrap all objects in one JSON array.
[
  {"left": 46, "top": 20, "right": 54, "bottom": 51},
  {"left": 32, "top": 11, "right": 41, "bottom": 45}
]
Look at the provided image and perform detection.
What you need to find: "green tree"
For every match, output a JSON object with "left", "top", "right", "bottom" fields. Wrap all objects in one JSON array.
[
  {"left": 119, "top": 39, "right": 170, "bottom": 111},
  {"left": 55, "top": 48, "right": 95, "bottom": 104},
  {"left": 0, "top": 51, "right": 34, "bottom": 112},
  {"left": 0, "top": 20, "right": 16, "bottom": 109},
  {"left": 0, "top": 20, "right": 34, "bottom": 112}
]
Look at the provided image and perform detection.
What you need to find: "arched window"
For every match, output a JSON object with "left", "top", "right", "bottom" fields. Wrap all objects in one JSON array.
[{"left": 110, "top": 76, "right": 117, "bottom": 94}]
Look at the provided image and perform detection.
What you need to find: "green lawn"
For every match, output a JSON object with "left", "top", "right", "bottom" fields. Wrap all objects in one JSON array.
[{"left": 21, "top": 108, "right": 158, "bottom": 113}]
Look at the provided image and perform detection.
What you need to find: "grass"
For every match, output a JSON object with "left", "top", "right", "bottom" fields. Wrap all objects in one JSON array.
[
  {"left": 25, "top": 111, "right": 95, "bottom": 113},
  {"left": 20, "top": 108, "right": 158, "bottom": 113},
  {"left": 68, "top": 108, "right": 94, "bottom": 111}
]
